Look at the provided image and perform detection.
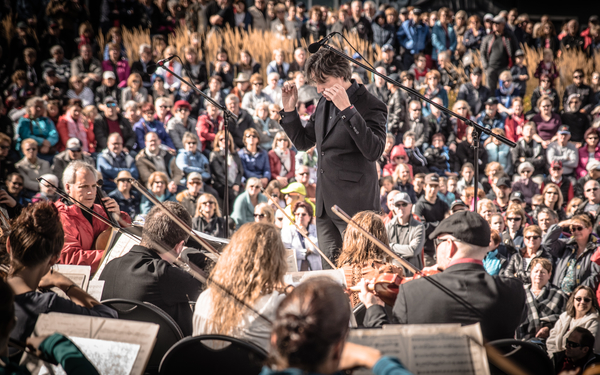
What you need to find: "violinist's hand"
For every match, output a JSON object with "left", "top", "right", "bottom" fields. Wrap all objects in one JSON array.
[
  {"left": 358, "top": 278, "right": 384, "bottom": 309},
  {"left": 339, "top": 342, "right": 382, "bottom": 370},
  {"left": 102, "top": 196, "right": 120, "bottom": 214},
  {"left": 322, "top": 84, "right": 351, "bottom": 111},
  {"left": 281, "top": 81, "right": 298, "bottom": 112}
]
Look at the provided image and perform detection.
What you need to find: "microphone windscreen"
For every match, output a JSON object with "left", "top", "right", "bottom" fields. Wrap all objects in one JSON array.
[{"left": 307, "top": 42, "right": 321, "bottom": 54}]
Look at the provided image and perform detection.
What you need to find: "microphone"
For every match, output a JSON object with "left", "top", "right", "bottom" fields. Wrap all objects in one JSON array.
[
  {"left": 307, "top": 33, "right": 337, "bottom": 53},
  {"left": 156, "top": 55, "right": 177, "bottom": 67}
]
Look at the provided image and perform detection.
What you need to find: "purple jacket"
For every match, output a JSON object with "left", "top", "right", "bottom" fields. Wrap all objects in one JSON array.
[
  {"left": 532, "top": 113, "right": 562, "bottom": 141},
  {"left": 576, "top": 145, "right": 600, "bottom": 178},
  {"left": 102, "top": 60, "right": 130, "bottom": 88}
]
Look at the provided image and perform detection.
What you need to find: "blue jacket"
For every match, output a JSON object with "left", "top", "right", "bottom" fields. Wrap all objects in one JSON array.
[
  {"left": 238, "top": 147, "right": 271, "bottom": 182},
  {"left": 259, "top": 356, "right": 413, "bottom": 375},
  {"left": 231, "top": 191, "right": 268, "bottom": 227},
  {"left": 397, "top": 20, "right": 429, "bottom": 54},
  {"left": 108, "top": 188, "right": 141, "bottom": 219},
  {"left": 431, "top": 21, "right": 457, "bottom": 60},
  {"left": 96, "top": 150, "right": 139, "bottom": 192},
  {"left": 476, "top": 111, "right": 506, "bottom": 142},
  {"left": 16, "top": 116, "right": 59, "bottom": 152},
  {"left": 175, "top": 149, "right": 211, "bottom": 183},
  {"left": 485, "top": 142, "right": 513, "bottom": 175},
  {"left": 132, "top": 118, "right": 175, "bottom": 150},
  {"left": 422, "top": 87, "right": 448, "bottom": 117}
]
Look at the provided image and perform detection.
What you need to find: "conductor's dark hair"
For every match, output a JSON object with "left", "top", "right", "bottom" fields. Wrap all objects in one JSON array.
[
  {"left": 305, "top": 48, "right": 352, "bottom": 84},
  {"left": 9, "top": 202, "right": 64, "bottom": 273},
  {"left": 142, "top": 201, "right": 192, "bottom": 250},
  {"left": 272, "top": 277, "right": 350, "bottom": 371}
]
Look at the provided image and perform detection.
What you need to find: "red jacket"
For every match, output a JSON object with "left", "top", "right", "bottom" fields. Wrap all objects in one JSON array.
[
  {"left": 268, "top": 149, "right": 296, "bottom": 180},
  {"left": 196, "top": 114, "right": 223, "bottom": 151},
  {"left": 55, "top": 201, "right": 131, "bottom": 273}
]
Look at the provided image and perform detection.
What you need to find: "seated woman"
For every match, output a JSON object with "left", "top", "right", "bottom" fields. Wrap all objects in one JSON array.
[
  {"left": 238, "top": 128, "right": 271, "bottom": 188},
  {"left": 231, "top": 177, "right": 268, "bottom": 228},
  {"left": 546, "top": 285, "right": 599, "bottom": 358},
  {"left": 551, "top": 215, "right": 600, "bottom": 294},
  {"left": 501, "top": 225, "right": 552, "bottom": 284},
  {"left": 337, "top": 211, "right": 403, "bottom": 307},
  {"left": 192, "top": 193, "right": 229, "bottom": 238},
  {"left": 210, "top": 130, "right": 244, "bottom": 209},
  {"left": 15, "top": 138, "right": 52, "bottom": 197},
  {"left": 281, "top": 202, "right": 321, "bottom": 272},
  {"left": 193, "top": 222, "right": 287, "bottom": 351},
  {"left": 56, "top": 99, "right": 95, "bottom": 153},
  {"left": 516, "top": 258, "right": 568, "bottom": 340},
  {"left": 502, "top": 208, "right": 526, "bottom": 252},
  {"left": 541, "top": 183, "right": 566, "bottom": 221},
  {"left": 102, "top": 42, "right": 130, "bottom": 88},
  {"left": 268, "top": 131, "right": 296, "bottom": 187},
  {"left": 0, "top": 278, "right": 100, "bottom": 375},
  {"left": 512, "top": 162, "right": 540, "bottom": 205},
  {"left": 254, "top": 202, "right": 274, "bottom": 225},
  {"left": 263, "top": 277, "right": 412, "bottom": 375},
  {"left": 16, "top": 97, "right": 59, "bottom": 163},
  {"left": 140, "top": 171, "right": 177, "bottom": 215},
  {"left": 6, "top": 202, "right": 117, "bottom": 345}
]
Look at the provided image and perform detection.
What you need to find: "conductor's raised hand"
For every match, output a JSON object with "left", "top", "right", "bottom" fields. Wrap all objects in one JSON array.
[
  {"left": 322, "top": 84, "right": 351, "bottom": 111},
  {"left": 281, "top": 81, "right": 298, "bottom": 112}
]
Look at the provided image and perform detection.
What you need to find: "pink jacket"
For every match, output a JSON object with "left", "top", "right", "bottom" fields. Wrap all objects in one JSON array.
[{"left": 576, "top": 146, "right": 600, "bottom": 178}]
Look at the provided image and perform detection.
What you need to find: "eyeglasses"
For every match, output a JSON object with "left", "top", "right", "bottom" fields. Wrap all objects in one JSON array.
[
  {"left": 10, "top": 181, "right": 23, "bottom": 186},
  {"left": 254, "top": 213, "right": 265, "bottom": 218},
  {"left": 524, "top": 235, "right": 541, "bottom": 240},
  {"left": 159, "top": 105, "right": 171, "bottom": 109},
  {"left": 298, "top": 172, "right": 309, "bottom": 176},
  {"left": 144, "top": 111, "right": 155, "bottom": 115},
  {"left": 575, "top": 297, "right": 592, "bottom": 303},
  {"left": 201, "top": 201, "right": 215, "bottom": 206},
  {"left": 395, "top": 202, "right": 409, "bottom": 208},
  {"left": 154, "top": 181, "right": 166, "bottom": 185},
  {"left": 571, "top": 225, "right": 585, "bottom": 232},
  {"left": 506, "top": 217, "right": 522, "bottom": 222},
  {"left": 24, "top": 148, "right": 37, "bottom": 151},
  {"left": 521, "top": 170, "right": 532, "bottom": 174},
  {"left": 177, "top": 108, "right": 190, "bottom": 112},
  {"left": 295, "top": 213, "right": 308, "bottom": 217},
  {"left": 566, "top": 340, "right": 582, "bottom": 349},
  {"left": 271, "top": 194, "right": 279, "bottom": 198},
  {"left": 132, "top": 80, "right": 141, "bottom": 84},
  {"left": 546, "top": 191, "right": 558, "bottom": 195},
  {"left": 186, "top": 142, "right": 197, "bottom": 145},
  {"left": 252, "top": 82, "right": 263, "bottom": 86},
  {"left": 434, "top": 237, "right": 461, "bottom": 248},
  {"left": 573, "top": 75, "right": 583, "bottom": 79},
  {"left": 189, "top": 181, "right": 202, "bottom": 185},
  {"left": 541, "top": 79, "right": 550, "bottom": 83},
  {"left": 551, "top": 167, "right": 562, "bottom": 171},
  {"left": 586, "top": 187, "right": 599, "bottom": 192},
  {"left": 0, "top": 145, "right": 9, "bottom": 150},
  {"left": 541, "top": 105, "right": 551, "bottom": 109},
  {"left": 248, "top": 185, "right": 259, "bottom": 189}
]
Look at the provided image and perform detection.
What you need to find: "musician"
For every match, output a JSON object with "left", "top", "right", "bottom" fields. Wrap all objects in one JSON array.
[
  {"left": 337, "top": 211, "right": 402, "bottom": 307},
  {"left": 193, "top": 222, "right": 287, "bottom": 350},
  {"left": 55, "top": 161, "right": 130, "bottom": 273},
  {"left": 362, "top": 210, "right": 526, "bottom": 342},
  {"left": 280, "top": 48, "right": 387, "bottom": 267},
  {"left": 100, "top": 201, "right": 205, "bottom": 337}
]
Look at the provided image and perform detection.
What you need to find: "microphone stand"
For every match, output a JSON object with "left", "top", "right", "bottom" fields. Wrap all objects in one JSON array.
[
  {"left": 156, "top": 59, "right": 236, "bottom": 236},
  {"left": 313, "top": 36, "right": 516, "bottom": 212}
]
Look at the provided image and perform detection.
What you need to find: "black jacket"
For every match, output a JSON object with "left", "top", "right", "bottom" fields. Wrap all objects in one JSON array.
[
  {"left": 456, "top": 140, "right": 488, "bottom": 177},
  {"left": 230, "top": 109, "right": 255, "bottom": 149},
  {"left": 563, "top": 84, "right": 594, "bottom": 113},
  {"left": 280, "top": 81, "right": 387, "bottom": 219},
  {"left": 364, "top": 262, "right": 526, "bottom": 342},
  {"left": 386, "top": 89, "right": 405, "bottom": 135},
  {"left": 511, "top": 138, "right": 546, "bottom": 176},
  {"left": 93, "top": 113, "right": 135, "bottom": 151},
  {"left": 209, "top": 149, "right": 243, "bottom": 192},
  {"left": 100, "top": 245, "right": 204, "bottom": 336},
  {"left": 131, "top": 59, "right": 156, "bottom": 88}
]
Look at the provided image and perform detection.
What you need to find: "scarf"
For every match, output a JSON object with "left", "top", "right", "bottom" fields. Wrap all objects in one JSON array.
[
  {"left": 65, "top": 112, "right": 89, "bottom": 152},
  {"left": 425, "top": 85, "right": 441, "bottom": 99},
  {"left": 499, "top": 80, "right": 515, "bottom": 96},
  {"left": 274, "top": 148, "right": 291, "bottom": 175}
]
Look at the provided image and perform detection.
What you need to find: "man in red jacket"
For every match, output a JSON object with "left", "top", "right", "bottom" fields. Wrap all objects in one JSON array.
[{"left": 54, "top": 160, "right": 130, "bottom": 273}]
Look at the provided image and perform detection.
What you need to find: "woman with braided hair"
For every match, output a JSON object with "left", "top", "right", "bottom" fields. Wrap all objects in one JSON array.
[
  {"left": 337, "top": 211, "right": 403, "bottom": 307},
  {"left": 6, "top": 202, "right": 116, "bottom": 347},
  {"left": 262, "top": 276, "right": 413, "bottom": 374}
]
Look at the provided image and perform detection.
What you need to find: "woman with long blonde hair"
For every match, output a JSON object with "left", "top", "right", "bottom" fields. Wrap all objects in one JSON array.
[
  {"left": 337, "top": 211, "right": 402, "bottom": 307},
  {"left": 193, "top": 222, "right": 287, "bottom": 350}
]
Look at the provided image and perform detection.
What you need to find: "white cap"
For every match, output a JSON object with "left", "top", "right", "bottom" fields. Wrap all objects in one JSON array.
[{"left": 103, "top": 71, "right": 116, "bottom": 80}]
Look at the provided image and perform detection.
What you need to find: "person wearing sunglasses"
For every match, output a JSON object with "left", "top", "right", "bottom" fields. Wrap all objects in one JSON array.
[
  {"left": 193, "top": 193, "right": 230, "bottom": 238},
  {"left": 553, "top": 327, "right": 600, "bottom": 373},
  {"left": 528, "top": 72, "right": 560, "bottom": 118},
  {"left": 576, "top": 128, "right": 600, "bottom": 179},
  {"left": 563, "top": 69, "right": 594, "bottom": 115},
  {"left": 501, "top": 225, "right": 552, "bottom": 284},
  {"left": 281, "top": 201, "right": 320, "bottom": 272},
  {"left": 502, "top": 208, "right": 525, "bottom": 252},
  {"left": 386, "top": 192, "right": 424, "bottom": 274},
  {"left": 573, "top": 180, "right": 600, "bottom": 227},
  {"left": 540, "top": 183, "right": 567, "bottom": 221},
  {"left": 253, "top": 202, "right": 274, "bottom": 225},
  {"left": 231, "top": 177, "right": 268, "bottom": 227},
  {"left": 133, "top": 102, "right": 176, "bottom": 151},
  {"left": 551, "top": 215, "right": 600, "bottom": 295},
  {"left": 547, "top": 285, "right": 599, "bottom": 358}
]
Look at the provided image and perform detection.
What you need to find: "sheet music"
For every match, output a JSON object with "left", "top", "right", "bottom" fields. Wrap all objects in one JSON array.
[
  {"left": 347, "top": 323, "right": 489, "bottom": 375},
  {"left": 33, "top": 313, "right": 159, "bottom": 375},
  {"left": 87, "top": 280, "right": 105, "bottom": 301},
  {"left": 285, "top": 249, "right": 298, "bottom": 273},
  {"left": 40, "top": 337, "right": 139, "bottom": 375},
  {"left": 284, "top": 269, "right": 347, "bottom": 288},
  {"left": 55, "top": 265, "right": 91, "bottom": 290},
  {"left": 92, "top": 234, "right": 140, "bottom": 281}
]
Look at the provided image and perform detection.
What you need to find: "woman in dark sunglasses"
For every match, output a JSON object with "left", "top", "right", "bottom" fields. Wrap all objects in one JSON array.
[
  {"left": 550, "top": 215, "right": 600, "bottom": 296},
  {"left": 547, "top": 285, "right": 599, "bottom": 358},
  {"left": 501, "top": 225, "right": 552, "bottom": 283}
]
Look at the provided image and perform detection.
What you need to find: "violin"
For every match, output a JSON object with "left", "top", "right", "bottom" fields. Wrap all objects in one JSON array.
[{"left": 348, "top": 273, "right": 403, "bottom": 306}]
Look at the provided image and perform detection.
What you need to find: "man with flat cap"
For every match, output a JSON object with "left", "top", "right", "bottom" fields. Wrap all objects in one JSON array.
[{"left": 362, "top": 211, "right": 526, "bottom": 342}]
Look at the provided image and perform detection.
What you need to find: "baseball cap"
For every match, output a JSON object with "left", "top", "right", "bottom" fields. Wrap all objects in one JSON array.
[
  {"left": 509, "top": 191, "right": 524, "bottom": 203},
  {"left": 115, "top": 170, "right": 133, "bottom": 182},
  {"left": 550, "top": 160, "right": 563, "bottom": 169},
  {"left": 393, "top": 192, "right": 412, "bottom": 205},
  {"left": 66, "top": 138, "right": 82, "bottom": 151},
  {"left": 518, "top": 161, "right": 534, "bottom": 174},
  {"left": 173, "top": 100, "right": 192, "bottom": 112},
  {"left": 557, "top": 125, "right": 571, "bottom": 135},
  {"left": 382, "top": 44, "right": 394, "bottom": 52},
  {"left": 104, "top": 96, "right": 117, "bottom": 105},
  {"left": 496, "top": 176, "right": 511, "bottom": 189},
  {"left": 103, "top": 71, "right": 116, "bottom": 80},
  {"left": 587, "top": 160, "right": 600, "bottom": 172},
  {"left": 399, "top": 7, "right": 408, "bottom": 14},
  {"left": 188, "top": 172, "right": 203, "bottom": 182},
  {"left": 424, "top": 173, "right": 440, "bottom": 185},
  {"left": 450, "top": 199, "right": 467, "bottom": 211},
  {"left": 429, "top": 211, "right": 491, "bottom": 247},
  {"left": 485, "top": 97, "right": 499, "bottom": 106},
  {"left": 492, "top": 15, "right": 506, "bottom": 24},
  {"left": 281, "top": 182, "right": 307, "bottom": 196},
  {"left": 515, "top": 49, "right": 525, "bottom": 57},
  {"left": 484, "top": 13, "right": 494, "bottom": 21},
  {"left": 412, "top": 8, "right": 422, "bottom": 15}
]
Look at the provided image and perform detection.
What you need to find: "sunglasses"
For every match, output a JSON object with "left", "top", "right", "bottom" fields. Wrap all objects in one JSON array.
[
  {"left": 586, "top": 187, "right": 599, "bottom": 193},
  {"left": 575, "top": 297, "right": 592, "bottom": 303},
  {"left": 0, "top": 145, "right": 8, "bottom": 150},
  {"left": 546, "top": 191, "right": 558, "bottom": 195},
  {"left": 506, "top": 217, "right": 522, "bottom": 222},
  {"left": 10, "top": 182, "right": 23, "bottom": 186},
  {"left": 298, "top": 172, "right": 309, "bottom": 176},
  {"left": 395, "top": 202, "right": 409, "bottom": 208},
  {"left": 25, "top": 148, "right": 37, "bottom": 151},
  {"left": 566, "top": 340, "right": 582, "bottom": 349},
  {"left": 246, "top": 134, "right": 258, "bottom": 138},
  {"left": 541, "top": 105, "right": 551, "bottom": 109},
  {"left": 573, "top": 75, "right": 583, "bottom": 79},
  {"left": 201, "top": 201, "right": 215, "bottom": 206},
  {"left": 525, "top": 235, "right": 540, "bottom": 240},
  {"left": 254, "top": 213, "right": 265, "bottom": 218},
  {"left": 541, "top": 79, "right": 550, "bottom": 83},
  {"left": 571, "top": 225, "right": 585, "bottom": 232},
  {"left": 434, "top": 237, "right": 461, "bottom": 248}
]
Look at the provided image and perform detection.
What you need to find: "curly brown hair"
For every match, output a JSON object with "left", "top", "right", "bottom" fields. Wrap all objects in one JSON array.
[{"left": 336, "top": 211, "right": 389, "bottom": 267}]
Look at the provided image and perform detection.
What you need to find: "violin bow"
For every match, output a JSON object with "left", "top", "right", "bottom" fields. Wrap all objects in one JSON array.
[
  {"left": 37, "top": 177, "right": 140, "bottom": 244},
  {"left": 264, "top": 189, "right": 336, "bottom": 269},
  {"left": 127, "top": 178, "right": 221, "bottom": 259},
  {"left": 331, "top": 205, "right": 420, "bottom": 275}
]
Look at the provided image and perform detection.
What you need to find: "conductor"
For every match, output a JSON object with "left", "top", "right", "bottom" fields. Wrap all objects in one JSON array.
[{"left": 280, "top": 48, "right": 387, "bottom": 267}]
